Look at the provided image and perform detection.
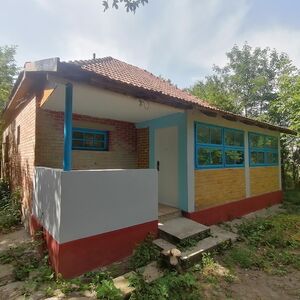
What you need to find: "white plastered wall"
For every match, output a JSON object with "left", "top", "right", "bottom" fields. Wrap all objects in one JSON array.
[{"left": 33, "top": 167, "right": 158, "bottom": 244}]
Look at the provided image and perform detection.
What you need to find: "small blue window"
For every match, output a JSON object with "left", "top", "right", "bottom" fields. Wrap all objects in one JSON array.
[
  {"left": 249, "top": 132, "right": 278, "bottom": 166},
  {"left": 72, "top": 128, "right": 108, "bottom": 151},
  {"left": 195, "top": 123, "right": 244, "bottom": 169}
]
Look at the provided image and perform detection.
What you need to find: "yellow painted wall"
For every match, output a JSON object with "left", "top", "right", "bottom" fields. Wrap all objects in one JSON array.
[
  {"left": 195, "top": 168, "right": 246, "bottom": 210},
  {"left": 250, "top": 166, "right": 280, "bottom": 196}
]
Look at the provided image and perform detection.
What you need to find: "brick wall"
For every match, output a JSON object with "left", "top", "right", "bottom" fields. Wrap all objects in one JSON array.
[
  {"left": 2, "top": 97, "right": 37, "bottom": 227},
  {"left": 250, "top": 166, "right": 280, "bottom": 196},
  {"left": 137, "top": 128, "right": 149, "bottom": 168},
  {"left": 36, "top": 108, "right": 138, "bottom": 169},
  {"left": 195, "top": 168, "right": 246, "bottom": 210}
]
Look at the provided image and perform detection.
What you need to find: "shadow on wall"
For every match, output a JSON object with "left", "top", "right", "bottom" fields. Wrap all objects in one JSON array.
[
  {"left": 2, "top": 119, "right": 34, "bottom": 230},
  {"left": 32, "top": 168, "right": 61, "bottom": 242}
]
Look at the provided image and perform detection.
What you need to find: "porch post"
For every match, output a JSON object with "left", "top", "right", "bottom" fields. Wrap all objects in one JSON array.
[{"left": 63, "top": 83, "right": 73, "bottom": 171}]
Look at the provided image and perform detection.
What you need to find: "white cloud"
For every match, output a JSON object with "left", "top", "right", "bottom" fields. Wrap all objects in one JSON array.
[
  {"left": 241, "top": 27, "right": 300, "bottom": 66},
  {"left": 1, "top": 0, "right": 300, "bottom": 88}
]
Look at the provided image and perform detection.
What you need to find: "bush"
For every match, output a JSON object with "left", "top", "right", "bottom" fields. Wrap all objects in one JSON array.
[
  {"left": 130, "top": 235, "right": 160, "bottom": 269},
  {"left": 0, "top": 179, "right": 21, "bottom": 233}
]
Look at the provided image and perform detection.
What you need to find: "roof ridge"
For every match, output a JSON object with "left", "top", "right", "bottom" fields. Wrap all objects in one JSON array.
[{"left": 68, "top": 56, "right": 216, "bottom": 108}]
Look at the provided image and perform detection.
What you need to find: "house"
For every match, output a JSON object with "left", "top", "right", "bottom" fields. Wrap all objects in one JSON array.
[{"left": 2, "top": 56, "right": 295, "bottom": 278}]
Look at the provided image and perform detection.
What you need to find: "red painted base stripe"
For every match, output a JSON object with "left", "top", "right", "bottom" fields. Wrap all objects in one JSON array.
[
  {"left": 30, "top": 215, "right": 158, "bottom": 278},
  {"left": 183, "top": 190, "right": 283, "bottom": 225}
]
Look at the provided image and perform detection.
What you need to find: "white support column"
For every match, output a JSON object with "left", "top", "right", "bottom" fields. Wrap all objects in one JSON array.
[
  {"left": 244, "top": 130, "right": 251, "bottom": 197},
  {"left": 186, "top": 112, "right": 195, "bottom": 212},
  {"left": 278, "top": 134, "right": 282, "bottom": 190}
]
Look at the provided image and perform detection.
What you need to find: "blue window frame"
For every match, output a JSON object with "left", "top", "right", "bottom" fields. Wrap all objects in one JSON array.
[
  {"left": 195, "top": 122, "right": 245, "bottom": 169},
  {"left": 72, "top": 128, "right": 109, "bottom": 151},
  {"left": 249, "top": 132, "right": 278, "bottom": 166}
]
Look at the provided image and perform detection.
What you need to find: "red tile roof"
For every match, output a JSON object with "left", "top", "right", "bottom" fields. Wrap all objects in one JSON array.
[
  {"left": 69, "top": 56, "right": 214, "bottom": 109},
  {"left": 66, "top": 57, "right": 295, "bottom": 135}
]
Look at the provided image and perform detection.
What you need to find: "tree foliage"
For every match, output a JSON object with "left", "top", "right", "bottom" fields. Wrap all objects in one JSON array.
[
  {"left": 189, "top": 43, "right": 296, "bottom": 118},
  {"left": 189, "top": 43, "right": 299, "bottom": 188},
  {"left": 0, "top": 45, "right": 18, "bottom": 111},
  {"left": 102, "top": 0, "right": 148, "bottom": 13},
  {"left": 270, "top": 75, "right": 300, "bottom": 188}
]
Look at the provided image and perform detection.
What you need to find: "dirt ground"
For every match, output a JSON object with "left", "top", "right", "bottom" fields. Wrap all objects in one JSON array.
[
  {"left": 230, "top": 268, "right": 300, "bottom": 300},
  {"left": 201, "top": 267, "right": 300, "bottom": 300}
]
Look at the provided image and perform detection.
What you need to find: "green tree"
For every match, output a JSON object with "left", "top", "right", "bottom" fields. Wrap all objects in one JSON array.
[
  {"left": 188, "top": 75, "right": 239, "bottom": 113},
  {"left": 0, "top": 45, "right": 18, "bottom": 111},
  {"left": 189, "top": 43, "right": 296, "bottom": 118},
  {"left": 270, "top": 75, "right": 300, "bottom": 188},
  {"left": 102, "top": 0, "right": 148, "bottom": 12}
]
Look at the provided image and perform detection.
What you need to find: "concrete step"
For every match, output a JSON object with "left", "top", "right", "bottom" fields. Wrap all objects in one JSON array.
[
  {"left": 158, "top": 217, "right": 210, "bottom": 244},
  {"left": 159, "top": 210, "right": 182, "bottom": 223},
  {"left": 153, "top": 238, "right": 176, "bottom": 252},
  {"left": 158, "top": 205, "right": 182, "bottom": 223},
  {"left": 180, "top": 226, "right": 238, "bottom": 266}
]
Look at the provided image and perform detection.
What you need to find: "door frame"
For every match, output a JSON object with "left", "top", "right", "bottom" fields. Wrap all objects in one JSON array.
[
  {"left": 154, "top": 126, "right": 179, "bottom": 208},
  {"left": 136, "top": 112, "right": 190, "bottom": 212}
]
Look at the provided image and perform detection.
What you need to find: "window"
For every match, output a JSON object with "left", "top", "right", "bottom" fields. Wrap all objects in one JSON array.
[
  {"left": 72, "top": 128, "right": 108, "bottom": 151},
  {"left": 249, "top": 132, "right": 278, "bottom": 166},
  {"left": 195, "top": 123, "right": 244, "bottom": 169},
  {"left": 17, "top": 125, "right": 20, "bottom": 145}
]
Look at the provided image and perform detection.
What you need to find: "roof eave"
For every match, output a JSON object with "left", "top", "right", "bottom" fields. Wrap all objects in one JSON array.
[{"left": 192, "top": 104, "right": 297, "bottom": 135}]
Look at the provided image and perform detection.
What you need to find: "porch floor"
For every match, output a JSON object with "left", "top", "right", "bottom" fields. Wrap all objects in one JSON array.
[{"left": 158, "top": 204, "right": 181, "bottom": 222}]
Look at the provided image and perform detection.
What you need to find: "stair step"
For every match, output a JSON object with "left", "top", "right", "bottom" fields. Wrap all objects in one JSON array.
[
  {"left": 210, "top": 225, "right": 238, "bottom": 242},
  {"left": 153, "top": 238, "right": 176, "bottom": 252},
  {"left": 158, "top": 217, "right": 210, "bottom": 243},
  {"left": 159, "top": 210, "right": 182, "bottom": 223},
  {"left": 180, "top": 226, "right": 237, "bottom": 266},
  {"left": 158, "top": 205, "right": 182, "bottom": 222}
]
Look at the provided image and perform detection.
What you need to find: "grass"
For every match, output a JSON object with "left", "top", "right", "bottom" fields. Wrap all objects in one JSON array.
[
  {"left": 222, "top": 189, "right": 300, "bottom": 275},
  {"left": 0, "top": 188, "right": 299, "bottom": 299}
]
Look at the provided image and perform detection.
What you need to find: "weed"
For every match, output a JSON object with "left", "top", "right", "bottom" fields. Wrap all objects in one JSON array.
[
  {"left": 223, "top": 246, "right": 259, "bottom": 269},
  {"left": 130, "top": 271, "right": 202, "bottom": 300},
  {"left": 95, "top": 279, "right": 123, "bottom": 299},
  {"left": 0, "top": 180, "right": 21, "bottom": 233},
  {"left": 178, "top": 237, "right": 198, "bottom": 251},
  {"left": 283, "top": 189, "right": 300, "bottom": 213},
  {"left": 201, "top": 253, "right": 215, "bottom": 269},
  {"left": 130, "top": 235, "right": 160, "bottom": 269}
]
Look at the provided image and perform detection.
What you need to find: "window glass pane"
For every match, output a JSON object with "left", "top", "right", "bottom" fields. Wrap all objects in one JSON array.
[
  {"left": 94, "top": 141, "right": 106, "bottom": 149},
  {"left": 73, "top": 140, "right": 84, "bottom": 148},
  {"left": 265, "top": 136, "right": 278, "bottom": 149},
  {"left": 266, "top": 152, "right": 278, "bottom": 164},
  {"left": 272, "top": 152, "right": 278, "bottom": 164},
  {"left": 251, "top": 151, "right": 264, "bottom": 164},
  {"left": 234, "top": 131, "right": 244, "bottom": 147},
  {"left": 224, "top": 130, "right": 235, "bottom": 146},
  {"left": 210, "top": 149, "right": 222, "bottom": 165},
  {"left": 250, "top": 134, "right": 265, "bottom": 148},
  {"left": 225, "top": 130, "right": 244, "bottom": 147},
  {"left": 198, "top": 148, "right": 210, "bottom": 165},
  {"left": 271, "top": 137, "right": 278, "bottom": 148},
  {"left": 73, "top": 131, "right": 84, "bottom": 139},
  {"left": 225, "top": 150, "right": 244, "bottom": 165},
  {"left": 95, "top": 134, "right": 105, "bottom": 142},
  {"left": 210, "top": 127, "right": 222, "bottom": 145},
  {"left": 197, "top": 125, "right": 210, "bottom": 144},
  {"left": 83, "top": 133, "right": 94, "bottom": 147}
]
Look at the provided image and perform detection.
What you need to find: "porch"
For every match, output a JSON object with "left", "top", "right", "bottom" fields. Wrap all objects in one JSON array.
[{"left": 32, "top": 79, "right": 189, "bottom": 277}]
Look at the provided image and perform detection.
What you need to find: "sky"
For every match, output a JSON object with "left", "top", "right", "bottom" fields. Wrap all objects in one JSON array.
[{"left": 1, "top": 0, "right": 300, "bottom": 88}]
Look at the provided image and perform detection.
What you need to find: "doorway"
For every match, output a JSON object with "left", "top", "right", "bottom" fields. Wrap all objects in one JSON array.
[{"left": 155, "top": 126, "right": 179, "bottom": 208}]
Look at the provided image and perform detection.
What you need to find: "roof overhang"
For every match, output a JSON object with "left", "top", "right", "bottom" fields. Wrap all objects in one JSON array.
[{"left": 4, "top": 57, "right": 297, "bottom": 135}]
